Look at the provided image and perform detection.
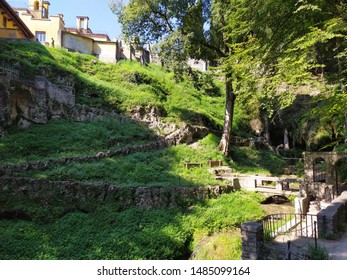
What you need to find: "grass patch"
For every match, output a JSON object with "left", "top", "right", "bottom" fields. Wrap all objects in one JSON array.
[
  {"left": 0, "top": 191, "right": 265, "bottom": 260},
  {"left": 0, "top": 118, "right": 154, "bottom": 164},
  {"left": 0, "top": 40, "right": 248, "bottom": 132},
  {"left": 229, "top": 146, "right": 286, "bottom": 176},
  {"left": 18, "top": 134, "right": 227, "bottom": 187}
]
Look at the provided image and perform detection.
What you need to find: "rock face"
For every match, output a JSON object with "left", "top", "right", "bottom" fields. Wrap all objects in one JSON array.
[{"left": 0, "top": 75, "right": 74, "bottom": 132}]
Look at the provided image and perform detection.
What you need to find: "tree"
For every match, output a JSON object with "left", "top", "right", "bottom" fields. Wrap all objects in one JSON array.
[
  {"left": 110, "top": 0, "right": 347, "bottom": 153},
  {"left": 110, "top": 0, "right": 237, "bottom": 155},
  {"left": 224, "top": 0, "right": 347, "bottom": 149}
]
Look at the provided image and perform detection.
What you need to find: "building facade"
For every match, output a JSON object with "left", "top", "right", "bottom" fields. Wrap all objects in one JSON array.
[
  {"left": 12, "top": 0, "right": 120, "bottom": 63},
  {"left": 13, "top": 0, "right": 64, "bottom": 45}
]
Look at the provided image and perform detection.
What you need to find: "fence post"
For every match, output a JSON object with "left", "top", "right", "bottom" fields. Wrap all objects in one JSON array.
[
  {"left": 287, "top": 240, "right": 291, "bottom": 260},
  {"left": 314, "top": 221, "right": 317, "bottom": 250},
  {"left": 241, "top": 222, "right": 264, "bottom": 260}
]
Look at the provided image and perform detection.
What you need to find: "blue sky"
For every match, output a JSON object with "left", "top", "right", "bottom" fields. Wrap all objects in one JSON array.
[{"left": 9, "top": 0, "right": 122, "bottom": 40}]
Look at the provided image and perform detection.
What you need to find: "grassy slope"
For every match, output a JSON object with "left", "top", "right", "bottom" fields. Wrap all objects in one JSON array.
[
  {"left": 0, "top": 40, "right": 286, "bottom": 259},
  {"left": 0, "top": 40, "right": 226, "bottom": 129}
]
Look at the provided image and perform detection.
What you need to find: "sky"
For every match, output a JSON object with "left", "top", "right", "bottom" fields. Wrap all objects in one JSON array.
[{"left": 9, "top": 0, "right": 123, "bottom": 40}]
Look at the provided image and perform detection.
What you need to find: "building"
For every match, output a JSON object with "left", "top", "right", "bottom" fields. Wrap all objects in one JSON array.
[
  {"left": 187, "top": 58, "right": 208, "bottom": 72},
  {"left": 0, "top": 0, "right": 34, "bottom": 39},
  {"left": 12, "top": 0, "right": 119, "bottom": 63},
  {"left": 6, "top": 0, "right": 151, "bottom": 64},
  {"left": 12, "top": 0, "right": 64, "bottom": 45},
  {"left": 62, "top": 16, "right": 118, "bottom": 63}
]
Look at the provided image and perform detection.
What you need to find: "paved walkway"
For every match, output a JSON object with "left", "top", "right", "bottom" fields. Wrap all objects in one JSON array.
[
  {"left": 319, "top": 229, "right": 347, "bottom": 260},
  {"left": 264, "top": 226, "right": 347, "bottom": 260}
]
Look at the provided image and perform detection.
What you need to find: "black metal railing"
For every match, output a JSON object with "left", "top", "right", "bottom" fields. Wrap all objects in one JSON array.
[{"left": 262, "top": 213, "right": 318, "bottom": 239}]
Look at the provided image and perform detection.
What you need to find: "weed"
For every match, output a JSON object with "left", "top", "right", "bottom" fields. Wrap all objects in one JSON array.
[{"left": 306, "top": 243, "right": 329, "bottom": 260}]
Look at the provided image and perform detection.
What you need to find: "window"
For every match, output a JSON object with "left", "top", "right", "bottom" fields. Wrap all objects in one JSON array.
[
  {"left": 35, "top": 31, "right": 46, "bottom": 43},
  {"left": 34, "top": 0, "right": 39, "bottom": 10}
]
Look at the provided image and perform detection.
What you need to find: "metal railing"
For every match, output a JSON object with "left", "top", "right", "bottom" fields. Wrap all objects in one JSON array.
[{"left": 262, "top": 213, "right": 318, "bottom": 239}]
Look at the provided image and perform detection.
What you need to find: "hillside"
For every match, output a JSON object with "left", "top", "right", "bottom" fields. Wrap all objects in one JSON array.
[
  {"left": 0, "top": 40, "right": 287, "bottom": 180},
  {"left": 0, "top": 40, "right": 288, "bottom": 260},
  {"left": 0, "top": 40, "right": 227, "bottom": 130}
]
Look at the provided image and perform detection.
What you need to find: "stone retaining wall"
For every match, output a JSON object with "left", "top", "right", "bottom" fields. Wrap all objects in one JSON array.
[
  {"left": 0, "top": 176, "right": 232, "bottom": 210},
  {"left": 317, "top": 191, "right": 347, "bottom": 237}
]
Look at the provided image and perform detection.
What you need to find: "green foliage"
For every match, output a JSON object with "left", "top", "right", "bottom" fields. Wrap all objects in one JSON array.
[
  {"left": 190, "top": 229, "right": 242, "bottom": 260},
  {"left": 335, "top": 143, "right": 347, "bottom": 152},
  {"left": 0, "top": 40, "right": 226, "bottom": 131},
  {"left": 306, "top": 243, "right": 329, "bottom": 260},
  {"left": 0, "top": 191, "right": 264, "bottom": 260},
  {"left": 15, "top": 133, "right": 225, "bottom": 187},
  {"left": 188, "top": 191, "right": 265, "bottom": 234},
  {"left": 230, "top": 147, "right": 286, "bottom": 175}
]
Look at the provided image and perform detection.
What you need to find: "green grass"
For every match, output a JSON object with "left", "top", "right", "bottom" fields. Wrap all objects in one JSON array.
[
  {"left": 1, "top": 118, "right": 286, "bottom": 185},
  {"left": 229, "top": 146, "right": 286, "bottom": 176},
  {"left": 15, "top": 134, "right": 227, "bottom": 187},
  {"left": 0, "top": 191, "right": 265, "bottom": 260},
  {"left": 0, "top": 118, "right": 154, "bottom": 164}
]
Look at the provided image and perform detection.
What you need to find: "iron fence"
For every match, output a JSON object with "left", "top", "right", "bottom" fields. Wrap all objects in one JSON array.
[{"left": 262, "top": 213, "right": 318, "bottom": 239}]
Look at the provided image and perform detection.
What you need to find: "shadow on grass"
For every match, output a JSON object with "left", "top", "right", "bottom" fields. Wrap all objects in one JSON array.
[{"left": 229, "top": 146, "right": 286, "bottom": 176}]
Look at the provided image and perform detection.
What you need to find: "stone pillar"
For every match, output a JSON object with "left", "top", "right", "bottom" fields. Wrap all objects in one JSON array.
[{"left": 241, "top": 222, "right": 264, "bottom": 260}]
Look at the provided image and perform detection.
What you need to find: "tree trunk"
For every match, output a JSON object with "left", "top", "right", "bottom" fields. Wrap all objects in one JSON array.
[
  {"left": 219, "top": 73, "right": 236, "bottom": 156},
  {"left": 345, "top": 112, "right": 347, "bottom": 144},
  {"left": 263, "top": 113, "right": 276, "bottom": 151},
  {"left": 284, "top": 128, "right": 290, "bottom": 151}
]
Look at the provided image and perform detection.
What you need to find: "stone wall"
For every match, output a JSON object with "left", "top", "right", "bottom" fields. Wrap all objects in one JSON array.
[
  {"left": 0, "top": 176, "right": 232, "bottom": 210},
  {"left": 0, "top": 75, "right": 132, "bottom": 134},
  {"left": 317, "top": 191, "right": 347, "bottom": 238},
  {"left": 0, "top": 75, "right": 74, "bottom": 132}
]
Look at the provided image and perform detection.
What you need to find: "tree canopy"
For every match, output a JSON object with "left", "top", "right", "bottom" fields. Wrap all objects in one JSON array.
[{"left": 110, "top": 0, "right": 347, "bottom": 152}]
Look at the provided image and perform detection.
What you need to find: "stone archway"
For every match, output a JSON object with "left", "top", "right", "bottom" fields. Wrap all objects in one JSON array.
[
  {"left": 335, "top": 157, "right": 347, "bottom": 194},
  {"left": 313, "top": 157, "right": 327, "bottom": 183},
  {"left": 303, "top": 152, "right": 347, "bottom": 199}
]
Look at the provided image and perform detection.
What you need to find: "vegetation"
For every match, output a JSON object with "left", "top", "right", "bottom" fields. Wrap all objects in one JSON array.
[
  {"left": 2, "top": 0, "right": 347, "bottom": 260},
  {"left": 0, "top": 118, "right": 154, "bottom": 164},
  {"left": 0, "top": 40, "right": 227, "bottom": 132},
  {"left": 0, "top": 38, "right": 280, "bottom": 260},
  {"left": 306, "top": 243, "right": 329, "bottom": 260},
  {"left": 0, "top": 191, "right": 264, "bottom": 260},
  {"left": 110, "top": 0, "right": 347, "bottom": 152}
]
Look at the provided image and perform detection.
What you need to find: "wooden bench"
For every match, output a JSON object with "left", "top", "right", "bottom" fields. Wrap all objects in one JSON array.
[{"left": 184, "top": 162, "right": 203, "bottom": 169}]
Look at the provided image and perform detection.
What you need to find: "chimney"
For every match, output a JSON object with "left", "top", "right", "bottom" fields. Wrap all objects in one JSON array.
[{"left": 76, "top": 16, "right": 89, "bottom": 30}]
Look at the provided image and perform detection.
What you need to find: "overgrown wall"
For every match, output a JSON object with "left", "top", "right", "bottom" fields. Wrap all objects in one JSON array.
[{"left": 0, "top": 176, "right": 233, "bottom": 210}]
